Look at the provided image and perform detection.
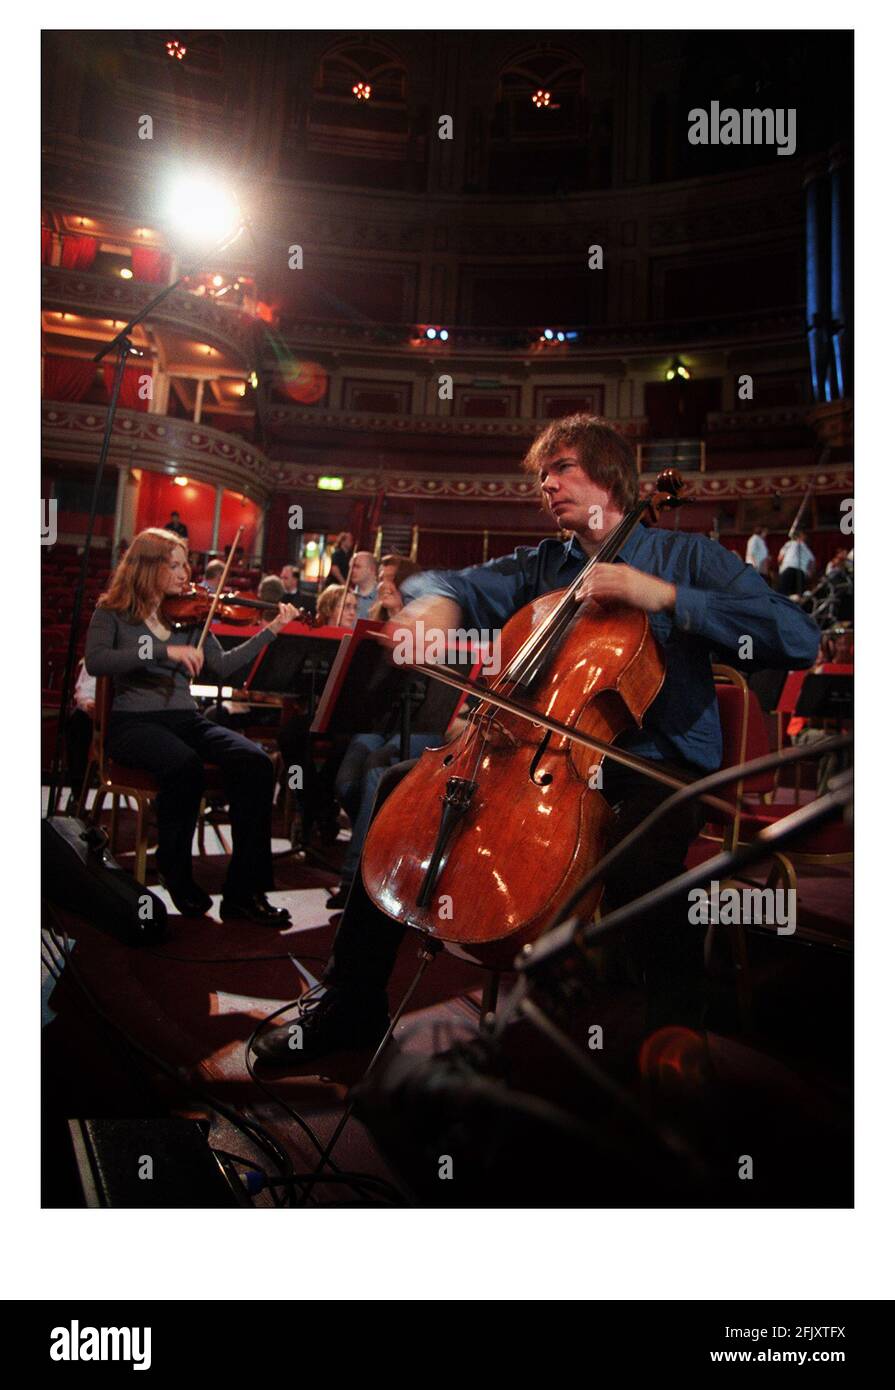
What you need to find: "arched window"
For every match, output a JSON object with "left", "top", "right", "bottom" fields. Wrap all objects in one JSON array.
[
  {"left": 489, "top": 49, "right": 601, "bottom": 194},
  {"left": 297, "top": 38, "right": 417, "bottom": 189}
]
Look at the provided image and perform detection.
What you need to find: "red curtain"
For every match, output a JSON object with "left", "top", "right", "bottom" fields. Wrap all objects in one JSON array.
[
  {"left": 103, "top": 362, "right": 150, "bottom": 411},
  {"left": 131, "top": 246, "right": 172, "bottom": 284},
  {"left": 60, "top": 235, "right": 97, "bottom": 271},
  {"left": 415, "top": 531, "right": 486, "bottom": 569},
  {"left": 41, "top": 228, "right": 53, "bottom": 264},
  {"left": 43, "top": 354, "right": 97, "bottom": 402}
]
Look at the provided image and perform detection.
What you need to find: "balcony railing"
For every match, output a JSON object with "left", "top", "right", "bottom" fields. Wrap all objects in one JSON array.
[{"left": 41, "top": 268, "right": 258, "bottom": 364}]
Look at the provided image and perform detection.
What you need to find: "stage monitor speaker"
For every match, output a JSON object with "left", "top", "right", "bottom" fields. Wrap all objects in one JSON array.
[
  {"left": 67, "top": 1118, "right": 240, "bottom": 1207},
  {"left": 42, "top": 817, "right": 168, "bottom": 946}
]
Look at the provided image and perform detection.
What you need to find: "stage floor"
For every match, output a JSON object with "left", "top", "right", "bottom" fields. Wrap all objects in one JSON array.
[{"left": 41, "top": 792, "right": 853, "bottom": 1207}]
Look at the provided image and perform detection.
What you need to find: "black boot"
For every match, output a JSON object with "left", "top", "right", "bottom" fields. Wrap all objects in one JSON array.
[
  {"left": 251, "top": 984, "right": 390, "bottom": 1072},
  {"left": 220, "top": 893, "right": 291, "bottom": 927}
]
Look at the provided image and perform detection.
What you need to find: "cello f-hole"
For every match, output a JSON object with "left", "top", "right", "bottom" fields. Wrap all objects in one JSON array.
[{"left": 528, "top": 730, "right": 554, "bottom": 786}]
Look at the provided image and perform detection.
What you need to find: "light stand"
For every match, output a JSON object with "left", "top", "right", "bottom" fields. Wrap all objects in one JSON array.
[{"left": 45, "top": 222, "right": 247, "bottom": 818}]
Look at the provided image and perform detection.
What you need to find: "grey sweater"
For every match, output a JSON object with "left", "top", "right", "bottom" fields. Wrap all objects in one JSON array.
[{"left": 85, "top": 607, "right": 276, "bottom": 713}]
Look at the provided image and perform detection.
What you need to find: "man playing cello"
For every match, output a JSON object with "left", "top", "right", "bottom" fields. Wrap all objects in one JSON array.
[{"left": 253, "top": 415, "right": 820, "bottom": 1071}]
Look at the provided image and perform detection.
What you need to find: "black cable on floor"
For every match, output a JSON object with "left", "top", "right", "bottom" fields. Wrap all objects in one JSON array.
[{"left": 43, "top": 915, "right": 295, "bottom": 1207}]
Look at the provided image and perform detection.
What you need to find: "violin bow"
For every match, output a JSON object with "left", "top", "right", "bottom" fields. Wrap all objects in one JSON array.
[
  {"left": 195, "top": 525, "right": 245, "bottom": 653},
  {"left": 394, "top": 653, "right": 734, "bottom": 819},
  {"left": 335, "top": 549, "right": 358, "bottom": 627}
]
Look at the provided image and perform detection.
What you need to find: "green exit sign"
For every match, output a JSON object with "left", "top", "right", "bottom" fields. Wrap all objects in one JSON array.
[{"left": 317, "top": 476, "right": 344, "bottom": 491}]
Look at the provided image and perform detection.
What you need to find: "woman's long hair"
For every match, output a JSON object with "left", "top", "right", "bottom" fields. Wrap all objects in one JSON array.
[{"left": 98, "top": 528, "right": 187, "bottom": 622}]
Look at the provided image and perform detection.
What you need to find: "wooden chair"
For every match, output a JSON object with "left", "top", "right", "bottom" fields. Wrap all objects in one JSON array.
[{"left": 86, "top": 676, "right": 227, "bottom": 884}]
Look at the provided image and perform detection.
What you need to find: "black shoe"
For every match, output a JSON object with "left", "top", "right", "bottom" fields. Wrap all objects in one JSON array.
[
  {"left": 157, "top": 873, "right": 212, "bottom": 917},
  {"left": 325, "top": 885, "right": 349, "bottom": 910},
  {"left": 251, "top": 984, "right": 390, "bottom": 1071},
  {"left": 220, "top": 893, "right": 291, "bottom": 927}
]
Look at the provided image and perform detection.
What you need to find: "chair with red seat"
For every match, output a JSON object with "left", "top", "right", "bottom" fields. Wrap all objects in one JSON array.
[{"left": 707, "top": 664, "right": 852, "bottom": 945}]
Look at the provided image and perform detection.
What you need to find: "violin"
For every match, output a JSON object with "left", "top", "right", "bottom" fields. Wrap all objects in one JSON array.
[
  {"left": 361, "top": 469, "right": 697, "bottom": 970},
  {"left": 162, "top": 584, "right": 317, "bottom": 629}
]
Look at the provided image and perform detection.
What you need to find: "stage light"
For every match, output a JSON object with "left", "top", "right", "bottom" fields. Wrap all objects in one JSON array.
[
  {"left": 556, "top": 331, "right": 566, "bottom": 342},
  {"left": 212, "top": 274, "right": 223, "bottom": 288},
  {"left": 161, "top": 169, "right": 243, "bottom": 248},
  {"left": 166, "top": 39, "right": 186, "bottom": 61},
  {"left": 667, "top": 356, "right": 691, "bottom": 381},
  {"left": 248, "top": 371, "right": 258, "bottom": 389},
  {"left": 119, "top": 267, "right": 134, "bottom": 280},
  {"left": 173, "top": 476, "right": 189, "bottom": 487},
  {"left": 532, "top": 89, "right": 551, "bottom": 108},
  {"left": 543, "top": 329, "right": 554, "bottom": 340},
  {"left": 425, "top": 327, "right": 438, "bottom": 340},
  {"left": 439, "top": 329, "right": 449, "bottom": 341},
  {"left": 305, "top": 540, "right": 318, "bottom": 554},
  {"left": 353, "top": 82, "right": 371, "bottom": 100}
]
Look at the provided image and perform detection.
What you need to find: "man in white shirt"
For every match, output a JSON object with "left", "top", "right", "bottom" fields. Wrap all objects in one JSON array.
[
  {"left": 746, "top": 526, "right": 770, "bottom": 578},
  {"left": 778, "top": 529, "right": 815, "bottom": 596}
]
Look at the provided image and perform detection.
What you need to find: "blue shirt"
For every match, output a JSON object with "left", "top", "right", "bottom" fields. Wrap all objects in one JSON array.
[
  {"left": 402, "top": 527, "right": 820, "bottom": 772},
  {"left": 354, "top": 589, "right": 378, "bottom": 620}
]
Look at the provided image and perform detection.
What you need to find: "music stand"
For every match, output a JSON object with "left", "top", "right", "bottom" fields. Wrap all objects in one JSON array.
[{"left": 311, "top": 620, "right": 478, "bottom": 758}]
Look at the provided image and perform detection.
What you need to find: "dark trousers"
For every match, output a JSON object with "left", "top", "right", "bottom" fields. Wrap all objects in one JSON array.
[
  {"left": 779, "top": 567, "right": 807, "bottom": 596},
  {"left": 324, "top": 756, "right": 707, "bottom": 1029},
  {"left": 107, "top": 710, "right": 275, "bottom": 897}
]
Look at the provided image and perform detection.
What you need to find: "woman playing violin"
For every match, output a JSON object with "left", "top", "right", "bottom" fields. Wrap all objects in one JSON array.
[{"left": 85, "top": 528, "right": 299, "bottom": 923}]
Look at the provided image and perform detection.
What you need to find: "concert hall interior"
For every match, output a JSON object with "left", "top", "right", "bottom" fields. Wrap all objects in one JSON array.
[{"left": 40, "top": 28, "right": 854, "bottom": 1210}]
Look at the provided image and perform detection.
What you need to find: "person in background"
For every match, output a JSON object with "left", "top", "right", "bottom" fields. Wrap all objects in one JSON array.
[
  {"left": 258, "top": 574, "right": 286, "bottom": 606},
  {"left": 315, "top": 585, "right": 358, "bottom": 628},
  {"left": 279, "top": 565, "right": 301, "bottom": 597},
  {"left": 200, "top": 558, "right": 226, "bottom": 592},
  {"left": 346, "top": 551, "right": 379, "bottom": 619},
  {"left": 745, "top": 525, "right": 770, "bottom": 579},
  {"left": 825, "top": 548, "right": 850, "bottom": 578},
  {"left": 85, "top": 528, "right": 300, "bottom": 924},
  {"left": 277, "top": 585, "right": 358, "bottom": 848},
  {"left": 164, "top": 510, "right": 188, "bottom": 541},
  {"left": 368, "top": 554, "right": 421, "bottom": 622},
  {"left": 325, "top": 532, "right": 354, "bottom": 587},
  {"left": 778, "top": 528, "right": 815, "bottom": 596},
  {"left": 325, "top": 706, "right": 469, "bottom": 910}
]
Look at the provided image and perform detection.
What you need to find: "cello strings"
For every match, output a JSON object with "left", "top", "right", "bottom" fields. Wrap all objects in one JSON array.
[{"left": 455, "top": 511, "right": 638, "bottom": 781}]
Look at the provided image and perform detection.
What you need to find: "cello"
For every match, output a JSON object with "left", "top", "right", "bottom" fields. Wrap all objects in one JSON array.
[{"left": 361, "top": 469, "right": 711, "bottom": 969}]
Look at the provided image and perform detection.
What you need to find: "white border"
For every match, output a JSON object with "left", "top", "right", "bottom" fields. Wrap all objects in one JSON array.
[{"left": 6, "top": 3, "right": 890, "bottom": 1305}]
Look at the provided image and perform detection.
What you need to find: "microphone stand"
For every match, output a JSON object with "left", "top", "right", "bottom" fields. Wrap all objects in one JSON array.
[{"left": 45, "top": 223, "right": 247, "bottom": 819}]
